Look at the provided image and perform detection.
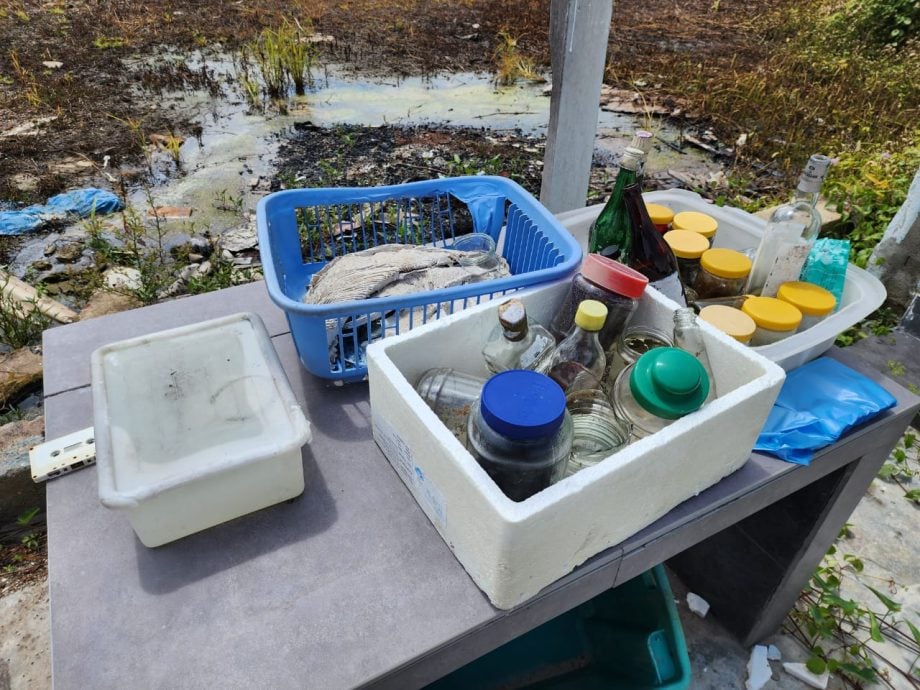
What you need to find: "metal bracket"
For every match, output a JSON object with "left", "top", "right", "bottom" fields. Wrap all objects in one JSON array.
[{"left": 29, "top": 427, "right": 96, "bottom": 483}]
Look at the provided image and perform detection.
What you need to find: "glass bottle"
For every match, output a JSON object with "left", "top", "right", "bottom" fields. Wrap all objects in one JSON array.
[
  {"left": 415, "top": 368, "right": 486, "bottom": 445},
  {"left": 673, "top": 308, "right": 717, "bottom": 401},
  {"left": 623, "top": 184, "right": 686, "bottom": 306},
  {"left": 482, "top": 299, "right": 555, "bottom": 374},
  {"left": 746, "top": 154, "right": 832, "bottom": 296},
  {"left": 587, "top": 147, "right": 645, "bottom": 260},
  {"left": 547, "top": 300, "right": 608, "bottom": 393}
]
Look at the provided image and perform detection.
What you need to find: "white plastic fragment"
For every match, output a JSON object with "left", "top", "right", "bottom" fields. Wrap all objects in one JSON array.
[
  {"left": 783, "top": 662, "right": 829, "bottom": 689},
  {"left": 686, "top": 592, "right": 710, "bottom": 618},
  {"left": 745, "top": 645, "right": 771, "bottom": 690},
  {"left": 767, "top": 644, "right": 782, "bottom": 661}
]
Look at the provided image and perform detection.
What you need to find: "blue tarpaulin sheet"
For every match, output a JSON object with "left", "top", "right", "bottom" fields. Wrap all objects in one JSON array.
[{"left": 0, "top": 188, "right": 123, "bottom": 236}]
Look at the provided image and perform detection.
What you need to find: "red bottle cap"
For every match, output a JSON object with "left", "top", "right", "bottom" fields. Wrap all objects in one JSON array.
[{"left": 581, "top": 254, "right": 648, "bottom": 299}]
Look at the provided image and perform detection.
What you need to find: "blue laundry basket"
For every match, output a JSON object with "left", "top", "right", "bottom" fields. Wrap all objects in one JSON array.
[{"left": 257, "top": 176, "right": 582, "bottom": 380}]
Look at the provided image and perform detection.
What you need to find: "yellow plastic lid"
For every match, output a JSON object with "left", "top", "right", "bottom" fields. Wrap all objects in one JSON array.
[
  {"left": 699, "top": 305, "right": 756, "bottom": 343},
  {"left": 776, "top": 281, "right": 836, "bottom": 317},
  {"left": 664, "top": 230, "right": 709, "bottom": 259},
  {"left": 672, "top": 211, "right": 718, "bottom": 238},
  {"left": 700, "top": 248, "right": 752, "bottom": 279},
  {"left": 574, "top": 299, "right": 608, "bottom": 331},
  {"left": 645, "top": 203, "right": 674, "bottom": 226},
  {"left": 742, "top": 296, "right": 803, "bottom": 332}
]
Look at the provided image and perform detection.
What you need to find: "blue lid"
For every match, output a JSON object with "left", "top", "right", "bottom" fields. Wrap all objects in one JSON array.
[{"left": 480, "top": 370, "right": 566, "bottom": 440}]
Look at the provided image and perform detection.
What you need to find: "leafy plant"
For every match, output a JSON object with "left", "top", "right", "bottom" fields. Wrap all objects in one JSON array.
[
  {"left": 0, "top": 277, "right": 51, "bottom": 349},
  {"left": 835, "top": 305, "right": 899, "bottom": 347},
  {"left": 243, "top": 19, "right": 317, "bottom": 99},
  {"left": 878, "top": 431, "right": 920, "bottom": 503}
]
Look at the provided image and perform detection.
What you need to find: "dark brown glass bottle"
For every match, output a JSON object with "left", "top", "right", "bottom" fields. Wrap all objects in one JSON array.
[{"left": 623, "top": 184, "right": 686, "bottom": 306}]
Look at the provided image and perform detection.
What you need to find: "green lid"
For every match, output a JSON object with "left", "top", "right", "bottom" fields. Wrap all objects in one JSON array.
[{"left": 629, "top": 348, "right": 709, "bottom": 420}]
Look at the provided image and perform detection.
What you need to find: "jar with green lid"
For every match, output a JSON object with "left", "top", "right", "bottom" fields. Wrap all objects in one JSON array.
[
  {"left": 611, "top": 347, "right": 710, "bottom": 440},
  {"left": 664, "top": 230, "right": 710, "bottom": 289},
  {"left": 645, "top": 203, "right": 674, "bottom": 233},
  {"left": 698, "top": 305, "right": 757, "bottom": 345},
  {"left": 602, "top": 324, "right": 673, "bottom": 391},
  {"left": 776, "top": 281, "right": 836, "bottom": 330},
  {"left": 742, "top": 296, "right": 803, "bottom": 346},
  {"left": 672, "top": 211, "right": 718, "bottom": 240},
  {"left": 693, "top": 248, "right": 752, "bottom": 299}
]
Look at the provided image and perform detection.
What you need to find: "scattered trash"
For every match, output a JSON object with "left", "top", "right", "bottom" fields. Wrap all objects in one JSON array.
[
  {"left": 766, "top": 644, "right": 782, "bottom": 661},
  {"left": 686, "top": 592, "right": 710, "bottom": 618},
  {"left": 0, "top": 269, "right": 77, "bottom": 324},
  {"left": 0, "top": 188, "right": 122, "bottom": 236},
  {"left": 783, "top": 662, "right": 829, "bottom": 689},
  {"left": 745, "top": 645, "right": 771, "bottom": 690},
  {"left": 148, "top": 206, "right": 194, "bottom": 219},
  {"left": 42, "top": 60, "right": 63, "bottom": 69},
  {"left": 218, "top": 225, "right": 258, "bottom": 253}
]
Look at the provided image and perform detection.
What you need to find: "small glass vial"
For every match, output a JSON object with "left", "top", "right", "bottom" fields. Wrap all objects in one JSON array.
[
  {"left": 693, "top": 248, "right": 752, "bottom": 299},
  {"left": 565, "top": 389, "right": 631, "bottom": 477},
  {"left": 672, "top": 211, "right": 718, "bottom": 240},
  {"left": 467, "top": 370, "right": 573, "bottom": 502},
  {"left": 742, "top": 296, "right": 803, "bottom": 346},
  {"left": 452, "top": 232, "right": 499, "bottom": 269},
  {"left": 603, "top": 324, "right": 673, "bottom": 390},
  {"left": 611, "top": 348, "right": 710, "bottom": 440},
  {"left": 482, "top": 299, "right": 555, "bottom": 373},
  {"left": 416, "top": 368, "right": 487, "bottom": 445},
  {"left": 776, "top": 281, "right": 836, "bottom": 331},
  {"left": 664, "top": 230, "right": 710, "bottom": 289},
  {"left": 673, "top": 308, "right": 717, "bottom": 401},
  {"left": 547, "top": 300, "right": 608, "bottom": 393},
  {"left": 645, "top": 203, "right": 675, "bottom": 234},
  {"left": 698, "top": 305, "right": 757, "bottom": 345}
]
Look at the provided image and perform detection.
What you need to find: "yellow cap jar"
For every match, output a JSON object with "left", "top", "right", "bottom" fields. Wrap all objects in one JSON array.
[
  {"left": 664, "top": 230, "right": 709, "bottom": 287},
  {"left": 699, "top": 305, "right": 757, "bottom": 344},
  {"left": 742, "top": 296, "right": 803, "bottom": 346},
  {"left": 672, "top": 211, "right": 718, "bottom": 239},
  {"left": 776, "top": 281, "right": 836, "bottom": 331},
  {"left": 645, "top": 203, "right": 675, "bottom": 233},
  {"left": 693, "top": 248, "right": 752, "bottom": 299}
]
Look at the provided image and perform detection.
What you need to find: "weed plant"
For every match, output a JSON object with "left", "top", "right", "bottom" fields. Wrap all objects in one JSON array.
[
  {"left": 0, "top": 279, "right": 50, "bottom": 349},
  {"left": 243, "top": 19, "right": 317, "bottom": 99},
  {"left": 492, "top": 30, "right": 541, "bottom": 87}
]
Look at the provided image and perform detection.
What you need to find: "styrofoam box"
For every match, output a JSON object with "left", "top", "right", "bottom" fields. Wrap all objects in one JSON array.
[
  {"left": 367, "top": 281, "right": 785, "bottom": 609},
  {"left": 557, "top": 189, "right": 887, "bottom": 371},
  {"left": 92, "top": 312, "right": 312, "bottom": 547}
]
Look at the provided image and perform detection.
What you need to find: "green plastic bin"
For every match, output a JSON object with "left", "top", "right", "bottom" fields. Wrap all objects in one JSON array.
[{"left": 426, "top": 566, "right": 691, "bottom": 690}]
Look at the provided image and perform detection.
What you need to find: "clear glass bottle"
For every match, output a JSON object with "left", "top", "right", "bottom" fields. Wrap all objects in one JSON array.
[
  {"left": 587, "top": 147, "right": 645, "bottom": 260},
  {"left": 467, "top": 370, "right": 573, "bottom": 502},
  {"left": 623, "top": 184, "right": 686, "bottom": 306},
  {"left": 673, "top": 308, "right": 717, "bottom": 401},
  {"left": 415, "top": 368, "right": 486, "bottom": 445},
  {"left": 482, "top": 299, "right": 555, "bottom": 373},
  {"left": 565, "top": 389, "right": 631, "bottom": 477},
  {"left": 603, "top": 324, "right": 673, "bottom": 390},
  {"left": 746, "top": 154, "right": 832, "bottom": 296},
  {"left": 547, "top": 300, "right": 608, "bottom": 393}
]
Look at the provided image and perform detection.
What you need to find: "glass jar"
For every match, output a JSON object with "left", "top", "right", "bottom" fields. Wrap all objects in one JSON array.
[
  {"left": 645, "top": 203, "right": 674, "bottom": 234},
  {"left": 664, "top": 230, "right": 710, "bottom": 289},
  {"left": 467, "top": 371, "right": 573, "bottom": 502},
  {"left": 611, "top": 348, "right": 710, "bottom": 440},
  {"left": 673, "top": 308, "right": 717, "bottom": 401},
  {"left": 776, "top": 281, "right": 836, "bottom": 331},
  {"left": 603, "top": 324, "right": 673, "bottom": 390},
  {"left": 698, "top": 305, "right": 756, "bottom": 345},
  {"left": 416, "top": 368, "right": 486, "bottom": 445},
  {"left": 550, "top": 254, "right": 648, "bottom": 350},
  {"left": 482, "top": 299, "right": 555, "bottom": 373},
  {"left": 452, "top": 232, "right": 499, "bottom": 269},
  {"left": 742, "top": 296, "right": 803, "bottom": 346},
  {"left": 693, "top": 248, "right": 752, "bottom": 299},
  {"left": 547, "top": 300, "right": 608, "bottom": 393},
  {"left": 565, "top": 389, "right": 631, "bottom": 477},
  {"left": 672, "top": 211, "right": 718, "bottom": 240}
]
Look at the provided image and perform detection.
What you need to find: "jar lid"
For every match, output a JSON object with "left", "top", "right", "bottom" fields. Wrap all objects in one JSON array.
[
  {"left": 574, "top": 300, "right": 608, "bottom": 331},
  {"left": 672, "top": 211, "right": 718, "bottom": 238},
  {"left": 742, "top": 296, "right": 803, "bottom": 331},
  {"left": 480, "top": 370, "right": 566, "bottom": 440},
  {"left": 645, "top": 203, "right": 674, "bottom": 226},
  {"left": 581, "top": 254, "right": 648, "bottom": 299},
  {"left": 776, "top": 281, "right": 836, "bottom": 316},
  {"left": 699, "top": 305, "right": 756, "bottom": 342},
  {"left": 664, "top": 230, "right": 709, "bottom": 259},
  {"left": 700, "top": 248, "right": 752, "bottom": 279},
  {"left": 629, "top": 348, "right": 709, "bottom": 420}
]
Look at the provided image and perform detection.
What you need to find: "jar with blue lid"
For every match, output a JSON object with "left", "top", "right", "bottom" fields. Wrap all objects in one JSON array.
[{"left": 467, "top": 370, "right": 573, "bottom": 502}]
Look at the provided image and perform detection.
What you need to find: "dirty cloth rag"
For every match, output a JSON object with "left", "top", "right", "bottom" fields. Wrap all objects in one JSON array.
[
  {"left": 753, "top": 357, "right": 896, "bottom": 465},
  {"left": 0, "top": 188, "right": 123, "bottom": 236}
]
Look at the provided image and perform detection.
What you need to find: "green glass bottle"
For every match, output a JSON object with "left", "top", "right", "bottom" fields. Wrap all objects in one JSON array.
[{"left": 587, "top": 147, "right": 644, "bottom": 261}]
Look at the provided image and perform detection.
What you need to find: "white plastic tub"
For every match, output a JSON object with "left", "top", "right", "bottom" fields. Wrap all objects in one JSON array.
[
  {"left": 557, "top": 190, "right": 887, "bottom": 371},
  {"left": 92, "top": 312, "right": 312, "bottom": 547},
  {"left": 367, "top": 282, "right": 785, "bottom": 609}
]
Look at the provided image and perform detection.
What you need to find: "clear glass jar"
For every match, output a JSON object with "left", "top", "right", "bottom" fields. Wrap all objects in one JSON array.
[
  {"left": 741, "top": 296, "right": 803, "bottom": 346},
  {"left": 547, "top": 300, "right": 608, "bottom": 393},
  {"left": 565, "top": 389, "right": 631, "bottom": 477},
  {"left": 776, "top": 281, "right": 836, "bottom": 331},
  {"left": 664, "top": 230, "right": 709, "bottom": 289},
  {"left": 602, "top": 324, "right": 673, "bottom": 391},
  {"left": 467, "top": 371, "right": 573, "bottom": 502},
  {"left": 416, "top": 368, "right": 486, "bottom": 445},
  {"left": 693, "top": 248, "right": 752, "bottom": 299},
  {"left": 482, "top": 299, "right": 555, "bottom": 373},
  {"left": 452, "top": 232, "right": 499, "bottom": 269}
]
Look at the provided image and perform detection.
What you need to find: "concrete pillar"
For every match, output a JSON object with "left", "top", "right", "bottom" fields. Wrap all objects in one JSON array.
[
  {"left": 868, "top": 166, "right": 920, "bottom": 308},
  {"left": 540, "top": 0, "right": 613, "bottom": 214}
]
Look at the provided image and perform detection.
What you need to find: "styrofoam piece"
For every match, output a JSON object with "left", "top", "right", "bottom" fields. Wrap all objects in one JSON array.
[
  {"left": 783, "top": 662, "right": 829, "bottom": 689},
  {"left": 686, "top": 592, "right": 710, "bottom": 618},
  {"left": 92, "top": 312, "right": 312, "bottom": 547},
  {"left": 367, "top": 281, "right": 785, "bottom": 609},
  {"left": 746, "top": 645, "right": 771, "bottom": 690},
  {"left": 556, "top": 189, "right": 887, "bottom": 371}
]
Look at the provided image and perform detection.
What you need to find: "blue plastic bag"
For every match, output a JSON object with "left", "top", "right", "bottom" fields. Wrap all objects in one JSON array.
[
  {"left": 754, "top": 357, "right": 896, "bottom": 464},
  {"left": 0, "top": 188, "right": 123, "bottom": 235}
]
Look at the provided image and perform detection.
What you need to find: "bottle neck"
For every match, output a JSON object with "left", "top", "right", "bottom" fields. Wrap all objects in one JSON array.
[
  {"left": 502, "top": 322, "right": 529, "bottom": 342},
  {"left": 792, "top": 187, "right": 819, "bottom": 207},
  {"left": 673, "top": 308, "right": 697, "bottom": 331}
]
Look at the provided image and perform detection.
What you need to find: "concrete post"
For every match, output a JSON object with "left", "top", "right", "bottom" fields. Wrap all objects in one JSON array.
[
  {"left": 539, "top": 0, "right": 613, "bottom": 214},
  {"left": 868, "top": 166, "right": 920, "bottom": 308}
]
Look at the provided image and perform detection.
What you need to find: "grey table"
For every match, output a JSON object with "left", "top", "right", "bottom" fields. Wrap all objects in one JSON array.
[{"left": 43, "top": 282, "right": 920, "bottom": 689}]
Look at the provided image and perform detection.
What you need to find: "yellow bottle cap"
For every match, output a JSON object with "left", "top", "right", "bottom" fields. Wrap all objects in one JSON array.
[
  {"left": 699, "top": 305, "right": 757, "bottom": 343},
  {"left": 672, "top": 211, "right": 718, "bottom": 238},
  {"left": 700, "top": 248, "right": 752, "bottom": 279},
  {"left": 742, "top": 296, "right": 802, "bottom": 332},
  {"left": 664, "top": 230, "right": 709, "bottom": 259},
  {"left": 776, "top": 281, "right": 836, "bottom": 317},
  {"left": 645, "top": 203, "right": 674, "bottom": 226},
  {"left": 574, "top": 299, "right": 608, "bottom": 331}
]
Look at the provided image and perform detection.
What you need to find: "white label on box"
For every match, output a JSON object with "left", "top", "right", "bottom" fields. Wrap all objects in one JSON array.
[{"left": 374, "top": 416, "right": 446, "bottom": 527}]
